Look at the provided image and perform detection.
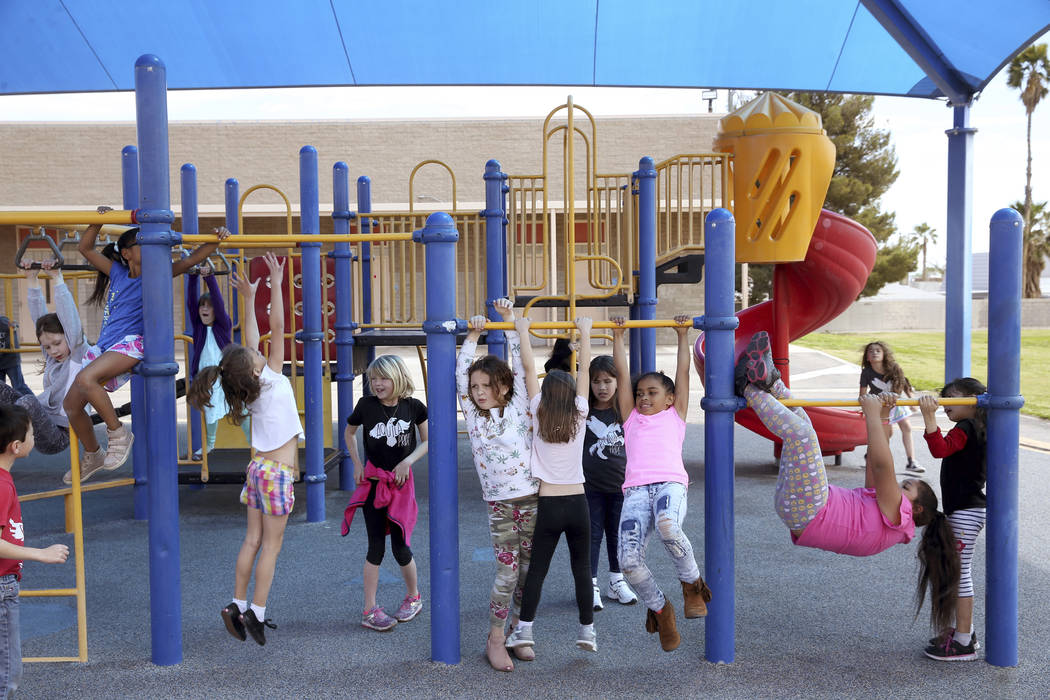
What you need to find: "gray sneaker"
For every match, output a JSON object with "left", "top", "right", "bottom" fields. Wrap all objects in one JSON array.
[
  {"left": 576, "top": 624, "right": 597, "bottom": 652},
  {"left": 505, "top": 626, "right": 534, "bottom": 648}
]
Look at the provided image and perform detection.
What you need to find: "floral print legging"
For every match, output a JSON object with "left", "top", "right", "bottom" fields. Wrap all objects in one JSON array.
[
  {"left": 486, "top": 494, "right": 538, "bottom": 627},
  {"left": 745, "top": 380, "right": 829, "bottom": 533}
]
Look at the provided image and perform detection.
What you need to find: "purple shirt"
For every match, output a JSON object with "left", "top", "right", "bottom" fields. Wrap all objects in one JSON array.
[
  {"left": 96, "top": 263, "right": 143, "bottom": 350},
  {"left": 793, "top": 485, "right": 915, "bottom": 557}
]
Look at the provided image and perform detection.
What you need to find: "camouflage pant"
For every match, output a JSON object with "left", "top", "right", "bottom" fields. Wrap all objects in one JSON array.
[{"left": 487, "top": 494, "right": 538, "bottom": 627}]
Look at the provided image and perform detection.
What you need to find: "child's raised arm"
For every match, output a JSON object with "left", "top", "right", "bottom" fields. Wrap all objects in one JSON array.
[
  {"left": 457, "top": 313, "right": 487, "bottom": 403},
  {"left": 673, "top": 315, "right": 691, "bottom": 420},
  {"left": 232, "top": 262, "right": 261, "bottom": 352},
  {"left": 610, "top": 317, "right": 634, "bottom": 420},
  {"left": 173, "top": 227, "right": 230, "bottom": 277},
  {"left": 861, "top": 392, "right": 903, "bottom": 524},
  {"left": 513, "top": 316, "right": 540, "bottom": 400},
  {"left": 262, "top": 253, "right": 287, "bottom": 373},
  {"left": 78, "top": 205, "right": 116, "bottom": 275},
  {"left": 203, "top": 265, "right": 233, "bottom": 333},
  {"left": 575, "top": 317, "right": 592, "bottom": 399}
]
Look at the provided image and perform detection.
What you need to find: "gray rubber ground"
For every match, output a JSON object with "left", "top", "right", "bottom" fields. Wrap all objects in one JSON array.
[{"left": 10, "top": 344, "right": 1049, "bottom": 698}]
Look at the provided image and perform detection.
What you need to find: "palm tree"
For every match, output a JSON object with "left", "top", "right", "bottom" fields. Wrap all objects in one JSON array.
[
  {"left": 1011, "top": 200, "right": 1050, "bottom": 297},
  {"left": 1007, "top": 44, "right": 1050, "bottom": 246},
  {"left": 908, "top": 222, "right": 937, "bottom": 279}
]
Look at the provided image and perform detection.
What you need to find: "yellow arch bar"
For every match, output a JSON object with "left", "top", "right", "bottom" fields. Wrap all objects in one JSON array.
[{"left": 0, "top": 210, "right": 137, "bottom": 226}]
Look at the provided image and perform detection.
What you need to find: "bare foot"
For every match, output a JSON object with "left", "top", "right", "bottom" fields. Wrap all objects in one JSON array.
[
  {"left": 486, "top": 632, "right": 513, "bottom": 672},
  {"left": 511, "top": 644, "right": 535, "bottom": 661}
]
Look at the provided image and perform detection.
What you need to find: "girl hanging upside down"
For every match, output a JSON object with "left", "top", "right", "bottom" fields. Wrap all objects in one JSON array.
[{"left": 736, "top": 331, "right": 961, "bottom": 634}]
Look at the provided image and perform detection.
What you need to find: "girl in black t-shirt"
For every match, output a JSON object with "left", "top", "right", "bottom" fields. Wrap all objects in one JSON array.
[
  {"left": 860, "top": 340, "right": 922, "bottom": 473},
  {"left": 583, "top": 355, "right": 637, "bottom": 611},
  {"left": 343, "top": 354, "right": 428, "bottom": 632}
]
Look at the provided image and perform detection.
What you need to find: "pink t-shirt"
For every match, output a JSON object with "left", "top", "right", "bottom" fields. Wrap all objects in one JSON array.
[
  {"left": 529, "top": 394, "right": 588, "bottom": 484},
  {"left": 622, "top": 408, "right": 688, "bottom": 490},
  {"left": 793, "top": 485, "right": 915, "bottom": 556}
]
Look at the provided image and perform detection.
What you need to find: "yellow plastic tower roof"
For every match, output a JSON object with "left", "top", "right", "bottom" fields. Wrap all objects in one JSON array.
[{"left": 718, "top": 93, "right": 824, "bottom": 136}]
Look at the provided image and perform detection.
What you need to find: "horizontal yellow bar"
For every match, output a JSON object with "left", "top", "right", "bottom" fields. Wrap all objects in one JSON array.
[
  {"left": 20, "top": 588, "right": 77, "bottom": 597},
  {"left": 485, "top": 320, "right": 692, "bottom": 330},
  {"left": 778, "top": 397, "right": 978, "bottom": 408},
  {"left": 180, "top": 233, "right": 414, "bottom": 246},
  {"left": 23, "top": 657, "right": 83, "bottom": 664},
  {"left": 19, "top": 477, "right": 134, "bottom": 503},
  {"left": 0, "top": 210, "right": 136, "bottom": 226}
]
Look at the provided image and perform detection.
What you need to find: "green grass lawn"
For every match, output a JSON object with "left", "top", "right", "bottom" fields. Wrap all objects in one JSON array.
[{"left": 793, "top": 330, "right": 1050, "bottom": 420}]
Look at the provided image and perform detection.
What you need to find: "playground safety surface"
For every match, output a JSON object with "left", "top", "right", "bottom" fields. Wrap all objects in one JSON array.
[{"left": 12, "top": 344, "right": 1050, "bottom": 698}]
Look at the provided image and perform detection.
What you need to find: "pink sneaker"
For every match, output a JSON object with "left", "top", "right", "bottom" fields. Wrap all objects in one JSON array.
[
  {"left": 393, "top": 593, "right": 423, "bottom": 622},
  {"left": 361, "top": 606, "right": 397, "bottom": 631}
]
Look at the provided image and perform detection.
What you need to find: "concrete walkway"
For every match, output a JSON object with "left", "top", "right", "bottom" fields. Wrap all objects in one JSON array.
[{"left": 10, "top": 343, "right": 1049, "bottom": 698}]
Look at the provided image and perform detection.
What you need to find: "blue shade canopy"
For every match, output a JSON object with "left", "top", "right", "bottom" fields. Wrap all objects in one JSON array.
[{"left": 1, "top": 0, "right": 1048, "bottom": 103}]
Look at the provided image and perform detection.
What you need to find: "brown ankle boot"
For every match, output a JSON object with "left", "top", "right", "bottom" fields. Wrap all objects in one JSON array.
[
  {"left": 681, "top": 576, "right": 713, "bottom": 618},
  {"left": 644, "top": 599, "right": 680, "bottom": 651}
]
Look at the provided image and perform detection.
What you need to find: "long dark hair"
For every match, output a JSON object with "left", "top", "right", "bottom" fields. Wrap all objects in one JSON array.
[
  {"left": 537, "top": 369, "right": 580, "bottom": 443},
  {"left": 544, "top": 337, "right": 573, "bottom": 374},
  {"left": 35, "top": 313, "right": 64, "bottom": 339},
  {"left": 911, "top": 480, "right": 960, "bottom": 632},
  {"left": 861, "top": 341, "right": 912, "bottom": 394},
  {"left": 187, "top": 344, "right": 260, "bottom": 425},
  {"left": 588, "top": 354, "right": 620, "bottom": 422},
  {"left": 87, "top": 228, "right": 139, "bottom": 307},
  {"left": 941, "top": 377, "right": 987, "bottom": 442}
]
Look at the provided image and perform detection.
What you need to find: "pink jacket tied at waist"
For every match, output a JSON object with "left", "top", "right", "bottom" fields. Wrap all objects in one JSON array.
[{"left": 341, "top": 461, "right": 418, "bottom": 545}]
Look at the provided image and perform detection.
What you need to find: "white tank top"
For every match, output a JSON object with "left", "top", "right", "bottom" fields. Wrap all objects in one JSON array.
[{"left": 248, "top": 365, "right": 305, "bottom": 452}]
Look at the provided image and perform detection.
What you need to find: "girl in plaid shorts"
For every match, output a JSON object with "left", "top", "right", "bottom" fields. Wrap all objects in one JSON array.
[{"left": 189, "top": 253, "right": 303, "bottom": 646}]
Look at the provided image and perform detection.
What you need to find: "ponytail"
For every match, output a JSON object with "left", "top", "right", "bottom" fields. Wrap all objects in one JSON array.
[
  {"left": 187, "top": 365, "right": 222, "bottom": 413},
  {"left": 187, "top": 345, "right": 261, "bottom": 426},
  {"left": 914, "top": 494, "right": 961, "bottom": 632}
]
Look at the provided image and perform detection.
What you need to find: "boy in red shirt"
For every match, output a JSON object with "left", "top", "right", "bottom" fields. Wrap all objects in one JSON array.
[{"left": 0, "top": 405, "right": 69, "bottom": 697}]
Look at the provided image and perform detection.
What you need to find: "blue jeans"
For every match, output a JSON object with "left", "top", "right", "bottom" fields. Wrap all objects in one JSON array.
[
  {"left": 0, "top": 574, "right": 21, "bottom": 699},
  {"left": 618, "top": 482, "right": 699, "bottom": 612},
  {"left": 0, "top": 367, "right": 31, "bottom": 398}
]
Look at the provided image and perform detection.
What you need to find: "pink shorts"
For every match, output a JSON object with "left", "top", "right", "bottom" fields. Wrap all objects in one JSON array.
[
  {"left": 240, "top": 457, "right": 295, "bottom": 516},
  {"left": 84, "top": 335, "right": 144, "bottom": 392}
]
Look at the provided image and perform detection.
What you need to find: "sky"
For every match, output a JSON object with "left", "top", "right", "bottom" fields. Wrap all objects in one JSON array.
[{"left": 1, "top": 72, "right": 1047, "bottom": 269}]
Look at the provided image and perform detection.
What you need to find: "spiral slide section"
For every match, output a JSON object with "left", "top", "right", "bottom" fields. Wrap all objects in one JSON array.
[{"left": 694, "top": 209, "right": 878, "bottom": 455}]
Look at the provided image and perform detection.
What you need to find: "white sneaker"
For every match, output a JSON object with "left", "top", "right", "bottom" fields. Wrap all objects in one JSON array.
[
  {"left": 591, "top": 577, "right": 603, "bottom": 611},
  {"left": 608, "top": 573, "right": 638, "bottom": 605},
  {"left": 905, "top": 460, "right": 925, "bottom": 474},
  {"left": 575, "top": 624, "right": 597, "bottom": 652}
]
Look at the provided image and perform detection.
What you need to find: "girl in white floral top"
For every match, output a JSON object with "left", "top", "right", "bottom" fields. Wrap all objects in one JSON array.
[{"left": 457, "top": 298, "right": 538, "bottom": 672}]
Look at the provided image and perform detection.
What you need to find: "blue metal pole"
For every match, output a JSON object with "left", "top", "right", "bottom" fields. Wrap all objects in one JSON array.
[
  {"left": 121, "top": 146, "right": 149, "bottom": 522},
  {"left": 134, "top": 53, "right": 182, "bottom": 666},
  {"left": 357, "top": 177, "right": 375, "bottom": 378},
  {"left": 225, "top": 178, "right": 241, "bottom": 344},
  {"left": 635, "top": 157, "right": 657, "bottom": 372},
  {"left": 483, "top": 160, "right": 507, "bottom": 358},
  {"left": 416, "top": 212, "right": 460, "bottom": 664},
  {"left": 701, "top": 208, "right": 738, "bottom": 663},
  {"left": 299, "top": 146, "right": 325, "bottom": 522},
  {"left": 181, "top": 163, "right": 202, "bottom": 458},
  {"left": 944, "top": 105, "right": 975, "bottom": 382},
  {"left": 332, "top": 163, "right": 356, "bottom": 491},
  {"left": 985, "top": 207, "right": 1023, "bottom": 667}
]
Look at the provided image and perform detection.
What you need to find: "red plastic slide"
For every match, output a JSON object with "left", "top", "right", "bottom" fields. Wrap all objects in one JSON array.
[{"left": 693, "top": 209, "right": 877, "bottom": 455}]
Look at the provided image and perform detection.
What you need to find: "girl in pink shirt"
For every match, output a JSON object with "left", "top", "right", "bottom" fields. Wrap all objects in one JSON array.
[
  {"left": 736, "top": 331, "right": 960, "bottom": 635},
  {"left": 608, "top": 315, "right": 712, "bottom": 653}
]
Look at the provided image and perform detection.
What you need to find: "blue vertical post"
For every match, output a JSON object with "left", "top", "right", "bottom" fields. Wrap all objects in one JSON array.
[
  {"left": 121, "top": 146, "right": 149, "bottom": 522},
  {"left": 701, "top": 208, "right": 738, "bottom": 663},
  {"left": 181, "top": 164, "right": 203, "bottom": 458},
  {"left": 483, "top": 160, "right": 507, "bottom": 358},
  {"left": 416, "top": 212, "right": 460, "bottom": 664},
  {"left": 299, "top": 147, "right": 325, "bottom": 522},
  {"left": 332, "top": 163, "right": 356, "bottom": 491},
  {"left": 635, "top": 157, "right": 657, "bottom": 372},
  {"left": 225, "top": 178, "right": 241, "bottom": 344},
  {"left": 985, "top": 207, "right": 1023, "bottom": 667},
  {"left": 944, "top": 105, "right": 975, "bottom": 382},
  {"left": 357, "top": 177, "right": 376, "bottom": 375},
  {"left": 134, "top": 54, "right": 182, "bottom": 665}
]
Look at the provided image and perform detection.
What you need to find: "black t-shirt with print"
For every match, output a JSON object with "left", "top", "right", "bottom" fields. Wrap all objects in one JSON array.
[
  {"left": 348, "top": 396, "right": 428, "bottom": 471},
  {"left": 582, "top": 406, "right": 627, "bottom": 493}
]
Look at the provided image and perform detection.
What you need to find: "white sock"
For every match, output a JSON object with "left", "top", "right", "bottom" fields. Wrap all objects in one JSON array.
[
  {"left": 250, "top": 603, "right": 265, "bottom": 620},
  {"left": 579, "top": 623, "right": 594, "bottom": 635},
  {"left": 592, "top": 577, "right": 599, "bottom": 587},
  {"left": 609, "top": 572, "right": 624, "bottom": 584},
  {"left": 232, "top": 598, "right": 248, "bottom": 613},
  {"left": 954, "top": 629, "right": 972, "bottom": 646},
  {"left": 516, "top": 620, "right": 533, "bottom": 632}
]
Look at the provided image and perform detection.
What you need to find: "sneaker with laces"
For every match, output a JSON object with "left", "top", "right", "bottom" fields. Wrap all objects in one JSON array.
[
  {"left": 575, "top": 625, "right": 597, "bottom": 652},
  {"left": 734, "top": 331, "right": 780, "bottom": 396},
  {"left": 361, "top": 606, "right": 397, "bottom": 631},
  {"left": 393, "top": 593, "right": 423, "bottom": 622},
  {"left": 240, "top": 609, "right": 277, "bottom": 646},
  {"left": 505, "top": 626, "right": 534, "bottom": 648},
  {"left": 607, "top": 575, "right": 638, "bottom": 605},
  {"left": 64, "top": 447, "right": 106, "bottom": 486},
  {"left": 924, "top": 634, "right": 977, "bottom": 662},
  {"left": 103, "top": 425, "right": 134, "bottom": 471},
  {"left": 905, "top": 459, "right": 926, "bottom": 474},
  {"left": 221, "top": 603, "right": 246, "bottom": 641},
  {"left": 928, "top": 628, "right": 980, "bottom": 650},
  {"left": 591, "top": 578, "right": 603, "bottom": 611}
]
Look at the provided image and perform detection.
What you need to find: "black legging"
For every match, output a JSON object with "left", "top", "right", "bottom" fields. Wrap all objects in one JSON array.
[
  {"left": 361, "top": 485, "right": 413, "bottom": 567},
  {"left": 519, "top": 493, "right": 593, "bottom": 625}
]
